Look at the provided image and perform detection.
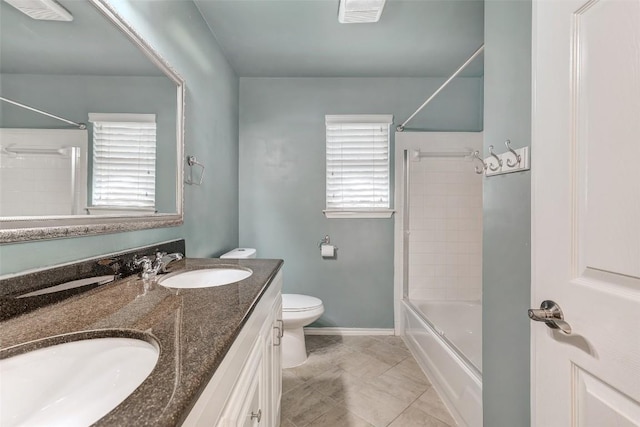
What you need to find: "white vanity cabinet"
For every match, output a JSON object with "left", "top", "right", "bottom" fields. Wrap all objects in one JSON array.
[
  {"left": 264, "top": 296, "right": 283, "bottom": 427},
  {"left": 182, "top": 271, "right": 283, "bottom": 427}
]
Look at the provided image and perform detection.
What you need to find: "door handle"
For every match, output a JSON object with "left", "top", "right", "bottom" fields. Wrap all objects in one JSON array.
[{"left": 528, "top": 300, "right": 572, "bottom": 335}]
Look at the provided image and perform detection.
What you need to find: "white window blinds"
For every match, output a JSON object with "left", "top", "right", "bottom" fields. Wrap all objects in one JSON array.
[
  {"left": 325, "top": 115, "right": 393, "bottom": 212},
  {"left": 89, "top": 113, "right": 156, "bottom": 208}
]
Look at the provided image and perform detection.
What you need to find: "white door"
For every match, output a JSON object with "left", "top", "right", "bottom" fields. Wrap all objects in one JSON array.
[{"left": 531, "top": 0, "right": 640, "bottom": 426}]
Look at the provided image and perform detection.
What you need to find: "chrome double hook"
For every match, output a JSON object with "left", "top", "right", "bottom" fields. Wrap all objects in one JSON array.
[
  {"left": 488, "top": 145, "right": 502, "bottom": 171},
  {"left": 504, "top": 139, "right": 521, "bottom": 167},
  {"left": 471, "top": 150, "right": 487, "bottom": 175}
]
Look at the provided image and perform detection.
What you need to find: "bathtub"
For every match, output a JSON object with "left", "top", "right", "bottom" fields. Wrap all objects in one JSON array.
[{"left": 401, "top": 299, "right": 482, "bottom": 427}]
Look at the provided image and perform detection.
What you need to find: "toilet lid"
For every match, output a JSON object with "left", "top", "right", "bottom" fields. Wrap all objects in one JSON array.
[{"left": 282, "top": 294, "right": 323, "bottom": 312}]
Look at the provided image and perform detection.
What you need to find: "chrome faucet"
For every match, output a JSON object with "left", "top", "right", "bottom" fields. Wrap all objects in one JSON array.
[{"left": 133, "top": 252, "right": 183, "bottom": 279}]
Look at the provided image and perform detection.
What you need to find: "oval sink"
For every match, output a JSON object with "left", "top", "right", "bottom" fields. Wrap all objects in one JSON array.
[
  {"left": 158, "top": 267, "right": 252, "bottom": 289},
  {"left": 1, "top": 336, "right": 159, "bottom": 427}
]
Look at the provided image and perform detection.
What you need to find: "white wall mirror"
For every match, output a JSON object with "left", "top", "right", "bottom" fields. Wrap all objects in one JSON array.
[{"left": 0, "top": 0, "right": 184, "bottom": 243}]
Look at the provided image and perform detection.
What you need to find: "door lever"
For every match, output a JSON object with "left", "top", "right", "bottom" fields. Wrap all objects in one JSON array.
[{"left": 528, "top": 300, "right": 572, "bottom": 335}]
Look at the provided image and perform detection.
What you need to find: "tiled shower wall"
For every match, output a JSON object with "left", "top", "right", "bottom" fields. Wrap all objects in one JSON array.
[
  {"left": 0, "top": 152, "right": 75, "bottom": 216},
  {"left": 0, "top": 129, "right": 87, "bottom": 217},
  {"left": 408, "top": 154, "right": 483, "bottom": 301}
]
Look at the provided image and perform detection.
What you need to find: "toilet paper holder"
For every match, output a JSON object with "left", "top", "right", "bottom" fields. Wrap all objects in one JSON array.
[{"left": 318, "top": 235, "right": 338, "bottom": 250}]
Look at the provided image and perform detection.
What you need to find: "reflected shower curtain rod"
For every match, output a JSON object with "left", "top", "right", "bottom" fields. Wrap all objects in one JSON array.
[
  {"left": 397, "top": 44, "right": 485, "bottom": 132},
  {"left": 412, "top": 149, "right": 473, "bottom": 159},
  {"left": 0, "top": 96, "right": 87, "bottom": 129}
]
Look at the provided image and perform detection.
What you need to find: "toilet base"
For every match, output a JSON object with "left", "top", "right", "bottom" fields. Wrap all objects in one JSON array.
[{"left": 282, "top": 327, "right": 308, "bottom": 368}]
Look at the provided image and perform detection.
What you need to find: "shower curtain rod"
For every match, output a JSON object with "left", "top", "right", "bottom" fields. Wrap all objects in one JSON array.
[
  {"left": 0, "top": 96, "right": 87, "bottom": 130},
  {"left": 397, "top": 44, "right": 485, "bottom": 132}
]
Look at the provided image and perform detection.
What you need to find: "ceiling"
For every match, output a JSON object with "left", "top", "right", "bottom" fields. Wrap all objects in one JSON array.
[
  {"left": 0, "top": 0, "right": 484, "bottom": 78},
  {"left": 194, "top": 0, "right": 484, "bottom": 78},
  {"left": 0, "top": 0, "right": 163, "bottom": 76}
]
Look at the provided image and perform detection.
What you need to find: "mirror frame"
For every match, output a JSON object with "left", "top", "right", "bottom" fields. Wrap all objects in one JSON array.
[{"left": 0, "top": 0, "right": 185, "bottom": 243}]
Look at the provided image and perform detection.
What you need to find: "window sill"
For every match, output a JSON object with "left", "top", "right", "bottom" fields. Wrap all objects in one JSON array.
[{"left": 323, "top": 210, "right": 395, "bottom": 219}]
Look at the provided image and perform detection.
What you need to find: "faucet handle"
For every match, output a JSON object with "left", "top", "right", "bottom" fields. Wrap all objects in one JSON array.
[{"left": 133, "top": 255, "right": 152, "bottom": 269}]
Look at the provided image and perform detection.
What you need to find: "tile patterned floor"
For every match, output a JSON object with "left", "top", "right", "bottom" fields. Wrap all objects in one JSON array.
[{"left": 282, "top": 335, "right": 457, "bottom": 427}]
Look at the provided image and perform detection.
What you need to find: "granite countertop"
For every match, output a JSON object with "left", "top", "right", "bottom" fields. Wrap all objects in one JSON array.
[{"left": 0, "top": 257, "right": 284, "bottom": 426}]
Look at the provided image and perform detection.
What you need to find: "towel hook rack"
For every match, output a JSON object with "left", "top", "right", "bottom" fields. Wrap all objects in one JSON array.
[
  {"left": 185, "top": 155, "right": 205, "bottom": 186},
  {"left": 504, "top": 139, "right": 521, "bottom": 167},
  {"left": 471, "top": 150, "right": 487, "bottom": 175},
  {"left": 488, "top": 145, "right": 502, "bottom": 171}
]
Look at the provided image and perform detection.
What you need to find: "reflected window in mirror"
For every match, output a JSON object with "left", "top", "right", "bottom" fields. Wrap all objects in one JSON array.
[{"left": 88, "top": 113, "right": 157, "bottom": 215}]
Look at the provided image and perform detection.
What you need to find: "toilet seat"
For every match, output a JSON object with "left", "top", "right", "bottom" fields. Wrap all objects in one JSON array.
[{"left": 282, "top": 294, "right": 323, "bottom": 312}]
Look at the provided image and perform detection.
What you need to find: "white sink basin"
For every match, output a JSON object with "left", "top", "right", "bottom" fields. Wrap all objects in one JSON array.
[
  {"left": 0, "top": 336, "right": 159, "bottom": 427},
  {"left": 158, "top": 267, "right": 252, "bottom": 289}
]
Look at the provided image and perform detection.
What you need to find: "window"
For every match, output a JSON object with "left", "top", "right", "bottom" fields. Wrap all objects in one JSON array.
[
  {"left": 325, "top": 114, "right": 394, "bottom": 218},
  {"left": 89, "top": 113, "right": 156, "bottom": 209}
]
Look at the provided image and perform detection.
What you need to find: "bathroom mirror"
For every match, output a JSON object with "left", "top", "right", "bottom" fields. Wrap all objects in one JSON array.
[{"left": 0, "top": 0, "right": 184, "bottom": 242}]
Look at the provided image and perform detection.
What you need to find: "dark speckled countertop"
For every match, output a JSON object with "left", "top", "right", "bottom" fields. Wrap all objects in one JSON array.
[{"left": 0, "top": 258, "right": 284, "bottom": 426}]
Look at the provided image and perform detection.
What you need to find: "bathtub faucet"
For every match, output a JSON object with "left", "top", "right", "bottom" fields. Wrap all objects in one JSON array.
[{"left": 133, "top": 251, "right": 183, "bottom": 279}]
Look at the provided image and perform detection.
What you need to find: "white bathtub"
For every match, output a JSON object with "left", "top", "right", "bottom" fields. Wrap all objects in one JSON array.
[{"left": 401, "top": 300, "right": 482, "bottom": 427}]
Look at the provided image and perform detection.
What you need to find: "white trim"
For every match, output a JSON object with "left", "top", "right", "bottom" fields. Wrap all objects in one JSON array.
[
  {"left": 303, "top": 327, "right": 395, "bottom": 336},
  {"left": 323, "top": 209, "right": 394, "bottom": 219},
  {"left": 88, "top": 113, "right": 156, "bottom": 123},
  {"left": 325, "top": 114, "right": 393, "bottom": 125}
]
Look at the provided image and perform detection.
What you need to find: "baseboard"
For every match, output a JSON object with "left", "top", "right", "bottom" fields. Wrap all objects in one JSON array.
[{"left": 303, "top": 327, "right": 395, "bottom": 336}]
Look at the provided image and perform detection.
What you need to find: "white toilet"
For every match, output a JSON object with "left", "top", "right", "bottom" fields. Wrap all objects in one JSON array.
[
  {"left": 220, "top": 247, "right": 257, "bottom": 259},
  {"left": 281, "top": 293, "right": 324, "bottom": 368},
  {"left": 219, "top": 248, "right": 324, "bottom": 368}
]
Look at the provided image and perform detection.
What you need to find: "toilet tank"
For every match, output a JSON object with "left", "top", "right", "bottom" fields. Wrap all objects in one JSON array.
[{"left": 220, "top": 248, "right": 256, "bottom": 259}]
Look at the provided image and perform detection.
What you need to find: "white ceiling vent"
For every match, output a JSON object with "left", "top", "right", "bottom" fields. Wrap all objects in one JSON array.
[
  {"left": 4, "top": 0, "right": 73, "bottom": 21},
  {"left": 338, "top": 0, "right": 386, "bottom": 24}
]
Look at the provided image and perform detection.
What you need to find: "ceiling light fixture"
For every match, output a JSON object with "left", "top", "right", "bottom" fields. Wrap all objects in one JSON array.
[
  {"left": 338, "top": 0, "right": 386, "bottom": 24},
  {"left": 3, "top": 0, "right": 73, "bottom": 21}
]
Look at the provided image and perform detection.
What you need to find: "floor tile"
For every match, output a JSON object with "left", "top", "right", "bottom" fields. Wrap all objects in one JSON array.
[
  {"left": 305, "top": 334, "right": 341, "bottom": 352},
  {"left": 381, "top": 357, "right": 431, "bottom": 389},
  {"left": 308, "top": 341, "right": 356, "bottom": 362},
  {"left": 304, "top": 405, "right": 374, "bottom": 427},
  {"left": 337, "top": 350, "right": 393, "bottom": 380},
  {"left": 374, "top": 335, "right": 409, "bottom": 350},
  {"left": 388, "top": 406, "right": 451, "bottom": 427},
  {"left": 361, "top": 339, "right": 411, "bottom": 366},
  {"left": 391, "top": 357, "right": 432, "bottom": 386},
  {"left": 288, "top": 353, "right": 336, "bottom": 382},
  {"left": 306, "top": 365, "right": 365, "bottom": 403},
  {"left": 281, "top": 382, "right": 337, "bottom": 426},
  {"left": 340, "top": 383, "right": 411, "bottom": 427},
  {"left": 338, "top": 335, "right": 381, "bottom": 350},
  {"left": 281, "top": 334, "right": 457, "bottom": 427},
  {"left": 280, "top": 418, "right": 297, "bottom": 427},
  {"left": 283, "top": 368, "right": 306, "bottom": 394},
  {"left": 365, "top": 365, "right": 430, "bottom": 406},
  {"left": 411, "top": 387, "right": 457, "bottom": 426}
]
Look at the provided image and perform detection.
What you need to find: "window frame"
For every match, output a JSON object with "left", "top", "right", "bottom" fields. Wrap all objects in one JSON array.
[
  {"left": 324, "top": 114, "right": 395, "bottom": 219},
  {"left": 88, "top": 112, "right": 157, "bottom": 211}
]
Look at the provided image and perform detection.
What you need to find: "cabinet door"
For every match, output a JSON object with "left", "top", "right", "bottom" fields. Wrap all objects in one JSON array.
[
  {"left": 259, "top": 295, "right": 282, "bottom": 427},
  {"left": 241, "top": 374, "right": 261, "bottom": 427},
  {"left": 270, "top": 298, "right": 283, "bottom": 427},
  {"left": 219, "top": 340, "right": 263, "bottom": 427}
]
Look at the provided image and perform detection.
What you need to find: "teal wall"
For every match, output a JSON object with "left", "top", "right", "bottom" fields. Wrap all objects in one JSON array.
[
  {"left": 483, "top": 1, "right": 532, "bottom": 425},
  {"left": 0, "top": 0, "right": 239, "bottom": 275},
  {"left": 239, "top": 77, "right": 483, "bottom": 328}
]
